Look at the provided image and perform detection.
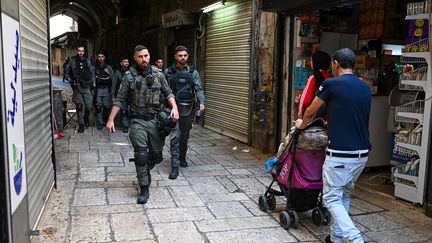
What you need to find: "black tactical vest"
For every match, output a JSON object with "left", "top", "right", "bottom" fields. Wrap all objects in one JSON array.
[
  {"left": 95, "top": 64, "right": 112, "bottom": 86},
  {"left": 167, "top": 65, "right": 195, "bottom": 103}
]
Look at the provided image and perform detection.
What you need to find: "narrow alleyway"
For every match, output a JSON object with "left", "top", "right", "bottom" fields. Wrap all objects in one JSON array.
[{"left": 32, "top": 126, "right": 432, "bottom": 242}]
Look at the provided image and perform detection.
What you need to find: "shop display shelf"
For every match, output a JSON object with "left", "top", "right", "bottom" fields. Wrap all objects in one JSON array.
[
  {"left": 396, "top": 112, "right": 424, "bottom": 123},
  {"left": 400, "top": 80, "right": 426, "bottom": 91},
  {"left": 405, "top": 13, "right": 430, "bottom": 20},
  {"left": 393, "top": 171, "right": 419, "bottom": 185},
  {"left": 395, "top": 142, "right": 421, "bottom": 154},
  {"left": 394, "top": 182, "right": 418, "bottom": 202},
  {"left": 401, "top": 52, "right": 430, "bottom": 60}
]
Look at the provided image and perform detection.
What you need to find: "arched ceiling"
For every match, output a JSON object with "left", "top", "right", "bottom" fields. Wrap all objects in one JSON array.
[{"left": 50, "top": 0, "right": 119, "bottom": 36}]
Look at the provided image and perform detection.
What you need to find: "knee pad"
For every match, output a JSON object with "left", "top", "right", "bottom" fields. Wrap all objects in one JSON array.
[
  {"left": 76, "top": 103, "right": 84, "bottom": 112},
  {"left": 95, "top": 105, "right": 102, "bottom": 113},
  {"left": 134, "top": 147, "right": 149, "bottom": 166}
]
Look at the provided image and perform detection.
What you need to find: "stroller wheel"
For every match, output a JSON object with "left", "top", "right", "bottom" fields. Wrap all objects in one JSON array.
[
  {"left": 288, "top": 210, "right": 299, "bottom": 229},
  {"left": 267, "top": 195, "right": 276, "bottom": 211},
  {"left": 321, "top": 207, "right": 332, "bottom": 226},
  {"left": 312, "top": 208, "right": 324, "bottom": 226},
  {"left": 279, "top": 211, "right": 291, "bottom": 230},
  {"left": 258, "top": 194, "right": 268, "bottom": 212}
]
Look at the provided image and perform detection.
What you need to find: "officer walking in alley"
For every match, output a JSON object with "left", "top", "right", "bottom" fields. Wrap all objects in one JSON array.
[
  {"left": 94, "top": 52, "right": 114, "bottom": 129},
  {"left": 295, "top": 48, "right": 371, "bottom": 243},
  {"left": 155, "top": 57, "right": 164, "bottom": 71},
  {"left": 165, "top": 45, "right": 206, "bottom": 179},
  {"left": 106, "top": 45, "right": 179, "bottom": 204},
  {"left": 65, "top": 45, "right": 95, "bottom": 133},
  {"left": 112, "top": 57, "right": 130, "bottom": 132}
]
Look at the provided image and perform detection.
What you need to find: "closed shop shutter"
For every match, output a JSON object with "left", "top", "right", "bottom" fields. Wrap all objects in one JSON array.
[
  {"left": 19, "top": 0, "right": 53, "bottom": 227},
  {"left": 204, "top": 0, "right": 252, "bottom": 143}
]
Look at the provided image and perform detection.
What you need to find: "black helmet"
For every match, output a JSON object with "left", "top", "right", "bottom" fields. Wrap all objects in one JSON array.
[{"left": 157, "top": 107, "right": 176, "bottom": 137}]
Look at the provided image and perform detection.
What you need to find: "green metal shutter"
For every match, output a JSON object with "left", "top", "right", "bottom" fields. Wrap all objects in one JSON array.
[
  {"left": 204, "top": 0, "right": 252, "bottom": 143},
  {"left": 19, "top": 0, "right": 53, "bottom": 227}
]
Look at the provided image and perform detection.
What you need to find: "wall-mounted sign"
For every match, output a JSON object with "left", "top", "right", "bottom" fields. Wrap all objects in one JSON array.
[
  {"left": 2, "top": 13, "right": 27, "bottom": 214},
  {"left": 162, "top": 9, "right": 195, "bottom": 29}
]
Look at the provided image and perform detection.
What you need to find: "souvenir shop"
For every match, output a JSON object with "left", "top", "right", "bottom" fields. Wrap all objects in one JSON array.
[{"left": 263, "top": 0, "right": 432, "bottom": 216}]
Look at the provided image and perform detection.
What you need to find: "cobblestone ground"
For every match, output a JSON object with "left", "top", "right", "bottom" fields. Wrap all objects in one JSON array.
[{"left": 32, "top": 126, "right": 432, "bottom": 243}]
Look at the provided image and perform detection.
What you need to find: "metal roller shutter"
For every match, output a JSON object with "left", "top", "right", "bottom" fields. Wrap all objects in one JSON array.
[
  {"left": 204, "top": 0, "right": 252, "bottom": 143},
  {"left": 19, "top": 0, "right": 53, "bottom": 227}
]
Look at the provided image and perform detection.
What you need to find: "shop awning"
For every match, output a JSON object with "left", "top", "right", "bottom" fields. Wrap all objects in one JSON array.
[{"left": 262, "top": 0, "right": 361, "bottom": 13}]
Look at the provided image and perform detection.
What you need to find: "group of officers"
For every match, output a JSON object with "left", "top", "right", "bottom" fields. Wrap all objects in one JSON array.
[{"left": 64, "top": 44, "right": 206, "bottom": 204}]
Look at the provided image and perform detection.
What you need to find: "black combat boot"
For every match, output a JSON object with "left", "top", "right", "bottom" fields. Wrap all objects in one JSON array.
[
  {"left": 137, "top": 185, "right": 150, "bottom": 204},
  {"left": 97, "top": 124, "right": 104, "bottom": 130},
  {"left": 78, "top": 125, "right": 85, "bottom": 133},
  {"left": 179, "top": 158, "right": 188, "bottom": 168},
  {"left": 84, "top": 118, "right": 90, "bottom": 127},
  {"left": 168, "top": 167, "right": 179, "bottom": 179}
]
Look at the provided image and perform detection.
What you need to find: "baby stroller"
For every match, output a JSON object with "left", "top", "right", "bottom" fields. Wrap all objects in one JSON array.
[{"left": 259, "top": 119, "right": 331, "bottom": 230}]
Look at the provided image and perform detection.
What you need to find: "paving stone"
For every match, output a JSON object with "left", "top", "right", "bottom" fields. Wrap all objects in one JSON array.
[
  {"left": 79, "top": 151, "right": 98, "bottom": 162},
  {"left": 206, "top": 228, "right": 297, "bottom": 243},
  {"left": 108, "top": 187, "right": 137, "bottom": 204},
  {"left": 241, "top": 200, "right": 269, "bottom": 216},
  {"left": 153, "top": 222, "right": 204, "bottom": 243},
  {"left": 188, "top": 177, "right": 229, "bottom": 194},
  {"left": 227, "top": 168, "right": 252, "bottom": 175},
  {"left": 169, "top": 186, "right": 205, "bottom": 207},
  {"left": 287, "top": 224, "right": 319, "bottom": 241},
  {"left": 350, "top": 197, "right": 384, "bottom": 214},
  {"left": 207, "top": 201, "right": 253, "bottom": 219},
  {"left": 364, "top": 227, "right": 429, "bottom": 243},
  {"left": 111, "top": 212, "right": 154, "bottom": 241},
  {"left": 69, "top": 214, "right": 111, "bottom": 242},
  {"left": 182, "top": 168, "right": 230, "bottom": 177},
  {"left": 107, "top": 174, "right": 137, "bottom": 183},
  {"left": 145, "top": 187, "right": 176, "bottom": 209},
  {"left": 73, "top": 188, "right": 107, "bottom": 206},
  {"left": 157, "top": 179, "right": 190, "bottom": 187},
  {"left": 71, "top": 204, "right": 144, "bottom": 215},
  {"left": 353, "top": 213, "right": 403, "bottom": 231},
  {"left": 107, "top": 166, "right": 136, "bottom": 173},
  {"left": 231, "top": 178, "right": 266, "bottom": 194},
  {"left": 77, "top": 181, "right": 133, "bottom": 189},
  {"left": 99, "top": 150, "right": 124, "bottom": 162},
  {"left": 196, "top": 216, "right": 279, "bottom": 232},
  {"left": 70, "top": 142, "right": 90, "bottom": 152},
  {"left": 301, "top": 218, "right": 330, "bottom": 236},
  {"left": 199, "top": 192, "right": 249, "bottom": 203},
  {"left": 215, "top": 176, "right": 240, "bottom": 193},
  {"left": 147, "top": 207, "right": 214, "bottom": 223},
  {"left": 81, "top": 162, "right": 125, "bottom": 168},
  {"left": 79, "top": 167, "right": 106, "bottom": 182}
]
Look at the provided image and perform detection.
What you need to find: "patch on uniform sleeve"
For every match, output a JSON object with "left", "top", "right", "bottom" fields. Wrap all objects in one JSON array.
[{"left": 318, "top": 85, "right": 323, "bottom": 91}]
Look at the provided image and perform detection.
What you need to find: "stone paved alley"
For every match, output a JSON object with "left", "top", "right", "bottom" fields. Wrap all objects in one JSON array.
[{"left": 32, "top": 126, "right": 432, "bottom": 242}]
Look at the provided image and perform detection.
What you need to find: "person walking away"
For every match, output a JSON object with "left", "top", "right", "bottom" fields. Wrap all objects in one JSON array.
[
  {"left": 164, "top": 45, "right": 206, "bottom": 179},
  {"left": 112, "top": 57, "right": 130, "bottom": 132},
  {"left": 298, "top": 50, "right": 331, "bottom": 119},
  {"left": 62, "top": 57, "right": 69, "bottom": 82},
  {"left": 295, "top": 48, "right": 371, "bottom": 243},
  {"left": 64, "top": 45, "right": 95, "bottom": 133},
  {"left": 106, "top": 45, "right": 179, "bottom": 204},
  {"left": 94, "top": 52, "right": 114, "bottom": 130}
]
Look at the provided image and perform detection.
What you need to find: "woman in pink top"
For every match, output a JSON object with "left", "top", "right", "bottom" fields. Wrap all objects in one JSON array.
[{"left": 298, "top": 51, "right": 331, "bottom": 119}]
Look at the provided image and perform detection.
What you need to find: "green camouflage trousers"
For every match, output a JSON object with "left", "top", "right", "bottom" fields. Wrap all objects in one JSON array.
[
  {"left": 72, "top": 87, "right": 93, "bottom": 126},
  {"left": 129, "top": 118, "right": 165, "bottom": 186}
]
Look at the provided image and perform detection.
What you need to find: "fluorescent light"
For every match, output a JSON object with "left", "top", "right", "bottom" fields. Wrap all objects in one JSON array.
[{"left": 202, "top": 1, "right": 225, "bottom": 13}]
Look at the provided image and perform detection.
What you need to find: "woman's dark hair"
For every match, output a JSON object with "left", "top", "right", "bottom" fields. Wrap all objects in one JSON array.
[
  {"left": 312, "top": 50, "right": 331, "bottom": 89},
  {"left": 332, "top": 48, "right": 356, "bottom": 69}
]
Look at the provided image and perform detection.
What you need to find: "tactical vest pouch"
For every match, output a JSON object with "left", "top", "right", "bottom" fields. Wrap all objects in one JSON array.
[{"left": 178, "top": 102, "right": 193, "bottom": 117}]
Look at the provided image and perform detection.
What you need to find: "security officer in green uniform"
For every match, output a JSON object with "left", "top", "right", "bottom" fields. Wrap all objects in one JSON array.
[
  {"left": 106, "top": 45, "right": 179, "bottom": 204},
  {"left": 165, "top": 46, "right": 206, "bottom": 179},
  {"left": 111, "top": 57, "right": 130, "bottom": 133},
  {"left": 65, "top": 45, "right": 95, "bottom": 132}
]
